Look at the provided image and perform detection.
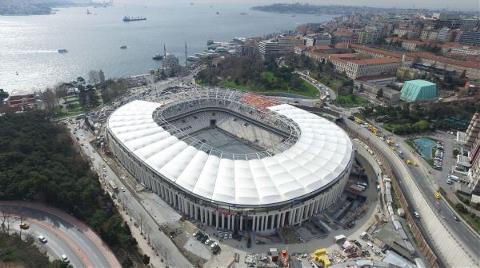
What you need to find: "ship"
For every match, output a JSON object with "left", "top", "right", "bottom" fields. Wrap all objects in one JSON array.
[
  {"left": 58, "top": 49, "right": 68, "bottom": 53},
  {"left": 152, "top": 53, "right": 164, "bottom": 60},
  {"left": 123, "top": 16, "right": 147, "bottom": 22},
  {"left": 120, "top": 45, "right": 127, "bottom": 49}
]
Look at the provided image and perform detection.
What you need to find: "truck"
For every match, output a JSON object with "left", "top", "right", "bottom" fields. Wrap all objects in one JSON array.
[{"left": 109, "top": 180, "right": 118, "bottom": 192}]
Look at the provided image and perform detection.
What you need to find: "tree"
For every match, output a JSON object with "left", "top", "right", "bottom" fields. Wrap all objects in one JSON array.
[
  {"left": 376, "top": 88, "right": 383, "bottom": 99},
  {"left": 0, "top": 89, "right": 9, "bottom": 103},
  {"left": 78, "top": 86, "right": 87, "bottom": 107},
  {"left": 142, "top": 254, "right": 150, "bottom": 265},
  {"left": 41, "top": 88, "right": 58, "bottom": 114}
]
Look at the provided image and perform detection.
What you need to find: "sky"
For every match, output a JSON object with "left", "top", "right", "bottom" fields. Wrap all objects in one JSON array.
[{"left": 116, "top": 0, "right": 480, "bottom": 12}]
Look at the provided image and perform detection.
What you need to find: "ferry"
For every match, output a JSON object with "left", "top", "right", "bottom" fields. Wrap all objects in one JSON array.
[
  {"left": 152, "top": 53, "right": 164, "bottom": 60},
  {"left": 123, "top": 16, "right": 147, "bottom": 22},
  {"left": 58, "top": 49, "right": 68, "bottom": 53}
]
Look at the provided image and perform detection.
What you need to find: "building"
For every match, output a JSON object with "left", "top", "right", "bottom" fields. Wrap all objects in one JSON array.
[
  {"left": 355, "top": 78, "right": 401, "bottom": 105},
  {"left": 106, "top": 88, "right": 354, "bottom": 232},
  {"left": 304, "top": 33, "right": 332, "bottom": 47},
  {"left": 462, "top": 113, "right": 480, "bottom": 200},
  {"left": 410, "top": 51, "right": 480, "bottom": 79},
  {"left": 356, "top": 27, "right": 381, "bottom": 44},
  {"left": 400, "top": 80, "right": 438, "bottom": 102},
  {"left": 437, "top": 27, "right": 452, "bottom": 42},
  {"left": 333, "top": 29, "right": 354, "bottom": 44},
  {"left": 459, "top": 31, "right": 480, "bottom": 46},
  {"left": 401, "top": 40, "right": 424, "bottom": 51},
  {"left": 6, "top": 94, "right": 38, "bottom": 111},
  {"left": 258, "top": 36, "right": 302, "bottom": 58},
  {"left": 329, "top": 54, "right": 401, "bottom": 79},
  {"left": 441, "top": 43, "right": 480, "bottom": 56}
]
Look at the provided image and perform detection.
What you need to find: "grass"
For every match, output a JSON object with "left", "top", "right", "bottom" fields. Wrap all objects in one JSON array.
[
  {"left": 336, "top": 94, "right": 370, "bottom": 107},
  {"left": 222, "top": 78, "right": 319, "bottom": 98},
  {"left": 0, "top": 233, "right": 52, "bottom": 267}
]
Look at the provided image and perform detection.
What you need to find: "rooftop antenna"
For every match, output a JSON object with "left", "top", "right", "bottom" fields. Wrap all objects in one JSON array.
[{"left": 163, "top": 44, "right": 167, "bottom": 69}]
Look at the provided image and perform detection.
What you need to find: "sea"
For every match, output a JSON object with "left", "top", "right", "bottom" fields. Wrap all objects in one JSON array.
[{"left": 0, "top": 1, "right": 334, "bottom": 94}]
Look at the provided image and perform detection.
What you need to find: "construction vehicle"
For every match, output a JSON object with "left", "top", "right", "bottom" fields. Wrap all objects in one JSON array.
[
  {"left": 312, "top": 248, "right": 331, "bottom": 267},
  {"left": 280, "top": 249, "right": 289, "bottom": 268},
  {"left": 354, "top": 116, "right": 364, "bottom": 124}
]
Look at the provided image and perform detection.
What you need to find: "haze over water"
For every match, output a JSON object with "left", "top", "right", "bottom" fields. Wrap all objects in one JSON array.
[{"left": 0, "top": 1, "right": 334, "bottom": 93}]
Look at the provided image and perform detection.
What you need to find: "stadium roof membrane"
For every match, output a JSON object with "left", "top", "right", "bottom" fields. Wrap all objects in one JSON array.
[{"left": 108, "top": 100, "right": 353, "bottom": 206}]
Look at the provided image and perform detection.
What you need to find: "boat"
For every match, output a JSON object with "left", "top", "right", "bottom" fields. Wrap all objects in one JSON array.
[
  {"left": 152, "top": 53, "right": 164, "bottom": 60},
  {"left": 187, "top": 56, "right": 200, "bottom": 62},
  {"left": 58, "top": 49, "right": 68, "bottom": 53},
  {"left": 123, "top": 16, "right": 147, "bottom": 22},
  {"left": 120, "top": 45, "right": 128, "bottom": 49},
  {"left": 216, "top": 11, "right": 220, "bottom": 15}
]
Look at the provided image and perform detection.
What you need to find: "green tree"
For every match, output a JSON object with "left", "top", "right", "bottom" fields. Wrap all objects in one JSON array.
[
  {"left": 0, "top": 89, "right": 9, "bottom": 103},
  {"left": 376, "top": 88, "right": 383, "bottom": 99}
]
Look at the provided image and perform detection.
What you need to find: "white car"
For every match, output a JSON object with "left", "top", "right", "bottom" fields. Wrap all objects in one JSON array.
[
  {"left": 61, "top": 254, "right": 69, "bottom": 263},
  {"left": 38, "top": 235, "right": 47, "bottom": 243}
]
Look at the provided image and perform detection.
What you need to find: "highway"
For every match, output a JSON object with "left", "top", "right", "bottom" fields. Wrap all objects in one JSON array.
[
  {"left": 342, "top": 118, "right": 479, "bottom": 267},
  {"left": 0, "top": 201, "right": 120, "bottom": 268}
]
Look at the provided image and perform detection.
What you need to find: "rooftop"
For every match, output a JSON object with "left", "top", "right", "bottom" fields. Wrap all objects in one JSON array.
[{"left": 107, "top": 91, "right": 354, "bottom": 207}]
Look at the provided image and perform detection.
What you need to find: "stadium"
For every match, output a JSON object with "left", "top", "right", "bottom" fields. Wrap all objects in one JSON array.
[{"left": 106, "top": 88, "right": 354, "bottom": 232}]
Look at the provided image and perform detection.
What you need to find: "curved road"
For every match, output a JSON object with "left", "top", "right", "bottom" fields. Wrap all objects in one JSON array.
[
  {"left": 0, "top": 201, "right": 121, "bottom": 268},
  {"left": 342, "top": 119, "right": 479, "bottom": 267}
]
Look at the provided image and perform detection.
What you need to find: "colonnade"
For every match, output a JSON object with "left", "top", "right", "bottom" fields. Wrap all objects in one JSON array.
[{"left": 108, "top": 130, "right": 352, "bottom": 232}]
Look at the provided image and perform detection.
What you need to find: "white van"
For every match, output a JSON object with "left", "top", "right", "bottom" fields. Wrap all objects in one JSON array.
[{"left": 448, "top": 175, "right": 459, "bottom": 182}]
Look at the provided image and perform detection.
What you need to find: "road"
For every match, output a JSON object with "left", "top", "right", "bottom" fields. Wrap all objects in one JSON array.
[
  {"left": 0, "top": 201, "right": 119, "bottom": 268},
  {"left": 342, "top": 118, "right": 479, "bottom": 267},
  {"left": 295, "top": 70, "right": 337, "bottom": 100},
  {"left": 367, "top": 121, "right": 480, "bottom": 258},
  {"left": 394, "top": 136, "right": 480, "bottom": 257},
  {"left": 69, "top": 121, "right": 192, "bottom": 268}
]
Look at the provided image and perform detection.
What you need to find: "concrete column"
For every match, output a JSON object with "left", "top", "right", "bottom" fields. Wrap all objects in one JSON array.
[
  {"left": 216, "top": 211, "right": 219, "bottom": 229},
  {"left": 259, "top": 216, "right": 264, "bottom": 231},
  {"left": 194, "top": 205, "right": 198, "bottom": 220},
  {"left": 227, "top": 215, "right": 231, "bottom": 230},
  {"left": 270, "top": 215, "right": 275, "bottom": 230},
  {"left": 209, "top": 210, "right": 213, "bottom": 226},
  {"left": 252, "top": 216, "right": 256, "bottom": 232},
  {"left": 240, "top": 215, "right": 243, "bottom": 231},
  {"left": 200, "top": 207, "right": 205, "bottom": 223},
  {"left": 264, "top": 215, "right": 268, "bottom": 231}
]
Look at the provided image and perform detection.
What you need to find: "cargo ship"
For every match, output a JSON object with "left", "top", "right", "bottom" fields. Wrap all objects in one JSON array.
[{"left": 123, "top": 16, "right": 147, "bottom": 22}]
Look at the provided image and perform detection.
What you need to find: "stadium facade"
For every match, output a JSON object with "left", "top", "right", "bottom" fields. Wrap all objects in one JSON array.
[{"left": 106, "top": 88, "right": 354, "bottom": 232}]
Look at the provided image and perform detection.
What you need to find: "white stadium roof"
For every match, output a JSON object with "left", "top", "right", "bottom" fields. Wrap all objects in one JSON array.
[{"left": 108, "top": 100, "right": 353, "bottom": 206}]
